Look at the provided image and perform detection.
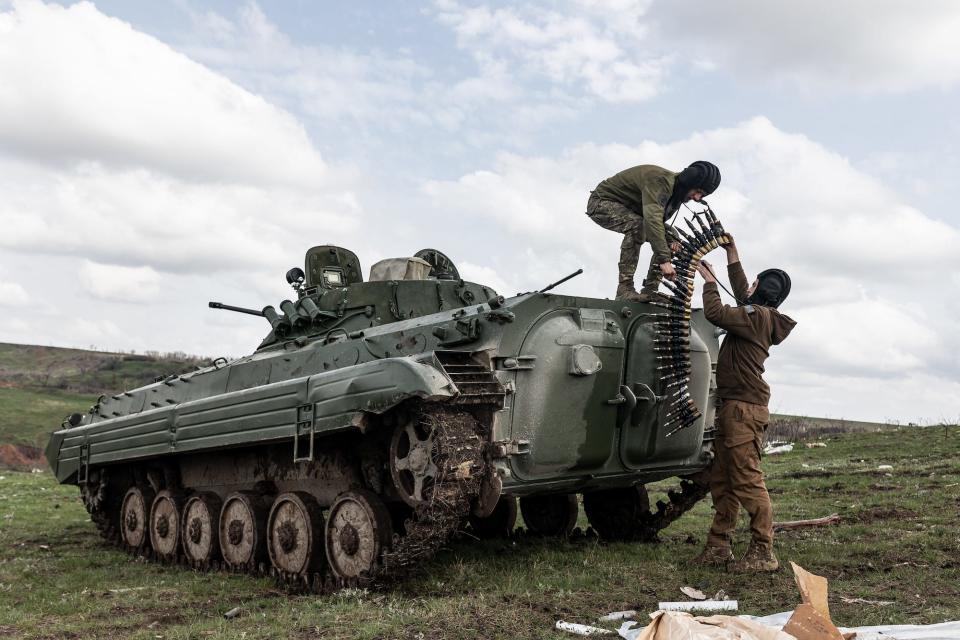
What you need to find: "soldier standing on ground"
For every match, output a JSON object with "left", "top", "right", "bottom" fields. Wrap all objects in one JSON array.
[
  {"left": 586, "top": 161, "right": 721, "bottom": 302},
  {"left": 692, "top": 237, "right": 796, "bottom": 572}
]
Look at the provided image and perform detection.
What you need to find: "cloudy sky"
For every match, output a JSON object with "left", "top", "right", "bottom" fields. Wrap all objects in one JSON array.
[{"left": 0, "top": 0, "right": 958, "bottom": 423}]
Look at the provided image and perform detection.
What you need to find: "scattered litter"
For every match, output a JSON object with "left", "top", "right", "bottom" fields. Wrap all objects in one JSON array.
[
  {"left": 621, "top": 563, "right": 960, "bottom": 640},
  {"left": 659, "top": 600, "right": 738, "bottom": 613},
  {"left": 223, "top": 607, "right": 242, "bottom": 620},
  {"left": 713, "top": 590, "right": 727, "bottom": 601},
  {"left": 618, "top": 611, "right": 790, "bottom": 640},
  {"left": 791, "top": 562, "right": 831, "bottom": 620},
  {"left": 838, "top": 596, "right": 894, "bottom": 606},
  {"left": 783, "top": 603, "right": 845, "bottom": 640},
  {"left": 877, "top": 465, "right": 893, "bottom": 471},
  {"left": 764, "top": 443, "right": 794, "bottom": 455},
  {"left": 773, "top": 514, "right": 840, "bottom": 532},
  {"left": 38, "top": 544, "right": 49, "bottom": 550},
  {"left": 680, "top": 586, "right": 708, "bottom": 601},
  {"left": 805, "top": 442, "right": 827, "bottom": 448},
  {"left": 108, "top": 587, "right": 149, "bottom": 594},
  {"left": 599, "top": 611, "right": 637, "bottom": 622},
  {"left": 556, "top": 620, "right": 612, "bottom": 635}
]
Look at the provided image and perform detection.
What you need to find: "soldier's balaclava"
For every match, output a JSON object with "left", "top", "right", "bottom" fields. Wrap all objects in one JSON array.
[
  {"left": 746, "top": 269, "right": 791, "bottom": 308},
  {"left": 669, "top": 161, "right": 721, "bottom": 211}
]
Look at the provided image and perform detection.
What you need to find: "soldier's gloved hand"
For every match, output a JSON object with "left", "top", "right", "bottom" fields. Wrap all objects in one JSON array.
[{"left": 660, "top": 261, "right": 676, "bottom": 280}]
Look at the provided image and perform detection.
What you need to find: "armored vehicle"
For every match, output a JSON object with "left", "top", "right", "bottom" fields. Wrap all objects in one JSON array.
[{"left": 47, "top": 213, "right": 729, "bottom": 589}]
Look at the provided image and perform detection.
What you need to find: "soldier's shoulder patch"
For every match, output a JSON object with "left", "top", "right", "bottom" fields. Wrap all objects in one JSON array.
[{"left": 744, "top": 305, "right": 755, "bottom": 314}]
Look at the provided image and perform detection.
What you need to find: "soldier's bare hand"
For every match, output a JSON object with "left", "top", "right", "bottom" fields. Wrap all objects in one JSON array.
[
  {"left": 659, "top": 261, "right": 676, "bottom": 280},
  {"left": 697, "top": 261, "right": 717, "bottom": 282},
  {"left": 670, "top": 241, "right": 682, "bottom": 253}
]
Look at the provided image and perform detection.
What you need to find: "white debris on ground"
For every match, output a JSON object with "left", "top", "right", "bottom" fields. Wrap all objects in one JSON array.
[
  {"left": 569, "top": 563, "right": 960, "bottom": 640},
  {"left": 598, "top": 611, "right": 637, "bottom": 622},
  {"left": 680, "top": 586, "right": 708, "bottom": 601},
  {"left": 658, "top": 600, "right": 738, "bottom": 613},
  {"left": 878, "top": 464, "right": 894, "bottom": 471},
  {"left": 741, "top": 610, "right": 960, "bottom": 640},
  {"left": 805, "top": 442, "right": 827, "bottom": 448},
  {"left": 617, "top": 611, "right": 960, "bottom": 640},
  {"left": 763, "top": 443, "right": 794, "bottom": 455},
  {"left": 618, "top": 611, "right": 790, "bottom": 640},
  {"left": 556, "top": 620, "right": 613, "bottom": 635}
]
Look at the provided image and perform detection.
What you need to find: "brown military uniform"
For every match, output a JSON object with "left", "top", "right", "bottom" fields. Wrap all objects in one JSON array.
[
  {"left": 702, "top": 262, "right": 796, "bottom": 552},
  {"left": 586, "top": 165, "right": 680, "bottom": 295}
]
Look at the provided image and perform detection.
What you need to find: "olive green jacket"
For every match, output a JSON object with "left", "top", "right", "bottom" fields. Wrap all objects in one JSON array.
[{"left": 593, "top": 164, "right": 679, "bottom": 263}]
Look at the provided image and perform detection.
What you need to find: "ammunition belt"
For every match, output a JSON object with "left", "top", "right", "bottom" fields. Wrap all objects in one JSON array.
[{"left": 648, "top": 203, "right": 730, "bottom": 437}]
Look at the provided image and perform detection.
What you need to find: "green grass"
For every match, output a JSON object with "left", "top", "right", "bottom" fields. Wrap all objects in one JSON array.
[
  {"left": 0, "top": 342, "right": 210, "bottom": 450},
  {"left": 0, "top": 387, "right": 94, "bottom": 448},
  {"left": 0, "top": 426, "right": 957, "bottom": 639},
  {"left": 0, "top": 342, "right": 208, "bottom": 396}
]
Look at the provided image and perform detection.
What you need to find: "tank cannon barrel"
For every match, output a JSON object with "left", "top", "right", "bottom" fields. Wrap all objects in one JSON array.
[{"left": 208, "top": 301, "right": 265, "bottom": 317}]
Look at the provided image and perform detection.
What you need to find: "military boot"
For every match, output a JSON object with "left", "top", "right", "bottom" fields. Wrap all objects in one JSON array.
[
  {"left": 615, "top": 282, "right": 645, "bottom": 303},
  {"left": 729, "top": 542, "right": 779, "bottom": 573},
  {"left": 690, "top": 545, "right": 735, "bottom": 567}
]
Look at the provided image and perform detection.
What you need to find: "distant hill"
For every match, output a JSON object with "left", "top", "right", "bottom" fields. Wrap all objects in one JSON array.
[{"left": 0, "top": 342, "right": 209, "bottom": 451}]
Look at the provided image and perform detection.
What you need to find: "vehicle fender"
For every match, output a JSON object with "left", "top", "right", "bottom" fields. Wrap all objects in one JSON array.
[
  {"left": 307, "top": 356, "right": 456, "bottom": 431},
  {"left": 46, "top": 356, "right": 456, "bottom": 484}
]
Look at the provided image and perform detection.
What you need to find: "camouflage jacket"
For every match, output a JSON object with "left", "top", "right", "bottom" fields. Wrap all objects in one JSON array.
[{"left": 593, "top": 164, "right": 679, "bottom": 263}]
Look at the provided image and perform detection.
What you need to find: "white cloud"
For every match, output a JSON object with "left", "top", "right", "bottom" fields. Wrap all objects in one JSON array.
[
  {"left": 0, "top": 0, "right": 366, "bottom": 357},
  {"left": 0, "top": 1, "right": 361, "bottom": 279},
  {"left": 78, "top": 261, "right": 162, "bottom": 304},
  {"left": 0, "top": 1, "right": 328, "bottom": 187},
  {"left": 0, "top": 280, "right": 29, "bottom": 307},
  {"left": 433, "top": 0, "right": 667, "bottom": 103},
  {"left": 432, "top": 0, "right": 960, "bottom": 98},
  {"left": 422, "top": 117, "right": 960, "bottom": 421},
  {"left": 661, "top": 0, "right": 960, "bottom": 93}
]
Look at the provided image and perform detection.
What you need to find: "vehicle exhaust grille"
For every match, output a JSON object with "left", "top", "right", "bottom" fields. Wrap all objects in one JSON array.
[{"left": 435, "top": 351, "right": 505, "bottom": 407}]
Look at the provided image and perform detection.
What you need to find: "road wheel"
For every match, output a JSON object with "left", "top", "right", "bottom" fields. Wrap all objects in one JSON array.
[
  {"left": 149, "top": 490, "right": 185, "bottom": 559},
  {"left": 519, "top": 494, "right": 578, "bottom": 537},
  {"left": 267, "top": 492, "right": 326, "bottom": 576},
  {"left": 389, "top": 416, "right": 440, "bottom": 507},
  {"left": 325, "top": 489, "right": 393, "bottom": 579},
  {"left": 469, "top": 495, "right": 517, "bottom": 539},
  {"left": 219, "top": 491, "right": 269, "bottom": 569},
  {"left": 182, "top": 492, "right": 222, "bottom": 564},
  {"left": 120, "top": 485, "right": 155, "bottom": 551},
  {"left": 583, "top": 485, "right": 651, "bottom": 541}
]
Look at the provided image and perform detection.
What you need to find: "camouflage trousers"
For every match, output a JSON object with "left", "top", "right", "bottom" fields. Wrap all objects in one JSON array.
[
  {"left": 707, "top": 400, "right": 774, "bottom": 549},
  {"left": 585, "top": 193, "right": 662, "bottom": 294}
]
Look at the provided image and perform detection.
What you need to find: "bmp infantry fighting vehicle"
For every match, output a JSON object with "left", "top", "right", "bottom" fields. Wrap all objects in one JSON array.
[{"left": 47, "top": 211, "right": 730, "bottom": 590}]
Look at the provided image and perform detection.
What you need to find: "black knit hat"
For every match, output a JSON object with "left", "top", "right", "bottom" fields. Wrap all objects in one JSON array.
[
  {"left": 746, "top": 269, "right": 791, "bottom": 308},
  {"left": 678, "top": 161, "right": 721, "bottom": 195}
]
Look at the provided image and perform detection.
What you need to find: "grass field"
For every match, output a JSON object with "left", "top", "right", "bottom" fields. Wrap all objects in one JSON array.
[
  {"left": 0, "top": 425, "right": 957, "bottom": 639},
  {"left": 0, "top": 343, "right": 211, "bottom": 453}
]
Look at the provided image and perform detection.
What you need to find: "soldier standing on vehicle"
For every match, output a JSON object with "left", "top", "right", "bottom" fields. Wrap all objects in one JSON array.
[
  {"left": 692, "top": 237, "right": 796, "bottom": 572},
  {"left": 586, "top": 161, "right": 721, "bottom": 302}
]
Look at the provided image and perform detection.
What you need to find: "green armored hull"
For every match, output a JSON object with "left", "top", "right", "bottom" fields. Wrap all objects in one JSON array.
[{"left": 46, "top": 245, "right": 720, "bottom": 587}]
